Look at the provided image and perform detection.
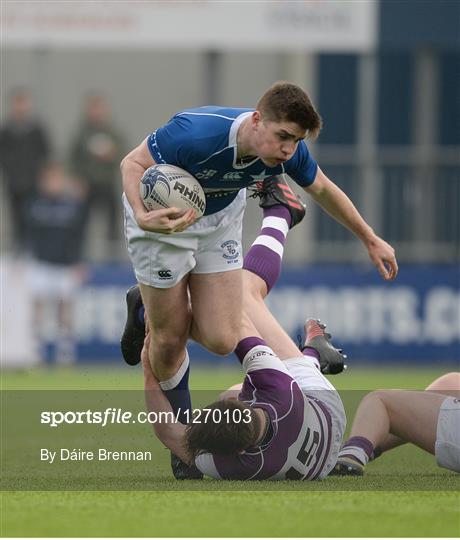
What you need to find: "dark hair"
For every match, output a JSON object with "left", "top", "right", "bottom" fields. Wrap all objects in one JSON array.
[
  {"left": 257, "top": 81, "right": 322, "bottom": 140},
  {"left": 185, "top": 400, "right": 260, "bottom": 459}
]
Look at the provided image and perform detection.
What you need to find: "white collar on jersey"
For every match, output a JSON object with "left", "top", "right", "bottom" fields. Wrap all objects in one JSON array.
[
  {"left": 228, "top": 110, "right": 253, "bottom": 148},
  {"left": 229, "top": 111, "right": 259, "bottom": 168}
]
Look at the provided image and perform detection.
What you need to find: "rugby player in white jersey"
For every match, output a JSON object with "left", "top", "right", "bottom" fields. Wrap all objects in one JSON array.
[
  {"left": 120, "top": 81, "right": 397, "bottom": 477},
  {"left": 332, "top": 372, "right": 460, "bottom": 475}
]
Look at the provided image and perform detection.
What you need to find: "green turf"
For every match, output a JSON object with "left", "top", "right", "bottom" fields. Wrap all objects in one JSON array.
[
  {"left": 0, "top": 364, "right": 449, "bottom": 391},
  {"left": 2, "top": 491, "right": 459, "bottom": 537},
  {"left": 1, "top": 366, "right": 459, "bottom": 537}
]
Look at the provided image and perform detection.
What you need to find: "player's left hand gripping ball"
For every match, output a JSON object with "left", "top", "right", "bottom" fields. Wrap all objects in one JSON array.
[{"left": 140, "top": 164, "right": 206, "bottom": 218}]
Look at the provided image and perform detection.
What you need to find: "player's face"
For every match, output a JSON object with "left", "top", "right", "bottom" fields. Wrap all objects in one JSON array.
[{"left": 253, "top": 115, "right": 306, "bottom": 167}]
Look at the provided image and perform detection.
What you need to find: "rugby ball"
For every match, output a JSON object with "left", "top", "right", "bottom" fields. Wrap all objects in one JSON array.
[{"left": 140, "top": 164, "right": 206, "bottom": 218}]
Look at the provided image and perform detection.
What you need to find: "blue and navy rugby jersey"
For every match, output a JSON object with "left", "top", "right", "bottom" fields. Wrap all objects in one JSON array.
[{"left": 147, "top": 107, "right": 318, "bottom": 215}]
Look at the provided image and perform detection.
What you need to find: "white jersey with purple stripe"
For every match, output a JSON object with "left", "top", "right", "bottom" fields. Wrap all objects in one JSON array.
[
  {"left": 147, "top": 107, "right": 318, "bottom": 215},
  {"left": 195, "top": 347, "right": 334, "bottom": 481}
]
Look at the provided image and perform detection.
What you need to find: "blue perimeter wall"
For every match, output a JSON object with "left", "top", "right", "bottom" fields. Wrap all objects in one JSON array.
[{"left": 73, "top": 264, "right": 459, "bottom": 365}]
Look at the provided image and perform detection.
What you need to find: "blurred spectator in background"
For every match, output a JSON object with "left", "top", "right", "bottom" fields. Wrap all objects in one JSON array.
[
  {"left": 0, "top": 87, "right": 51, "bottom": 251},
  {"left": 69, "top": 92, "right": 125, "bottom": 255},
  {"left": 26, "top": 162, "right": 88, "bottom": 365}
]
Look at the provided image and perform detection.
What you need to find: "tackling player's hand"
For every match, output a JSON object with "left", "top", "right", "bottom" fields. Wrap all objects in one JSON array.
[
  {"left": 135, "top": 207, "right": 196, "bottom": 234},
  {"left": 366, "top": 235, "right": 398, "bottom": 281}
]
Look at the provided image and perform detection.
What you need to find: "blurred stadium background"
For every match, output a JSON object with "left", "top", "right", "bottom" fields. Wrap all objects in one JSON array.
[{"left": 1, "top": 0, "right": 459, "bottom": 369}]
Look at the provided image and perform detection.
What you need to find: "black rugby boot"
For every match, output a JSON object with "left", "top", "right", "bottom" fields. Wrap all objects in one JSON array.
[
  {"left": 120, "top": 285, "right": 145, "bottom": 366},
  {"left": 171, "top": 453, "right": 203, "bottom": 480},
  {"left": 250, "top": 174, "right": 306, "bottom": 229},
  {"left": 303, "top": 319, "right": 347, "bottom": 375}
]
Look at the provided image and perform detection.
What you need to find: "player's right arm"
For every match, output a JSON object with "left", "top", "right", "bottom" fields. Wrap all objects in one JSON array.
[
  {"left": 287, "top": 143, "right": 398, "bottom": 281},
  {"left": 120, "top": 137, "right": 195, "bottom": 234}
]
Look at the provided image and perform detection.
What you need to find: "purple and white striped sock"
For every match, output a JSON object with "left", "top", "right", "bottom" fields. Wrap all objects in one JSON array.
[
  {"left": 338, "top": 436, "right": 375, "bottom": 466},
  {"left": 243, "top": 206, "right": 291, "bottom": 292},
  {"left": 235, "top": 336, "right": 267, "bottom": 364}
]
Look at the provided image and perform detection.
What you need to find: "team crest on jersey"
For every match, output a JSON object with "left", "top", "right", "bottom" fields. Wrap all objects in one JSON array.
[{"left": 221, "top": 240, "right": 240, "bottom": 262}]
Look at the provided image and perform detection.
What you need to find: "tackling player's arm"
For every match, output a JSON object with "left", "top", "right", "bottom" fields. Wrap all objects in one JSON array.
[
  {"left": 305, "top": 167, "right": 398, "bottom": 281},
  {"left": 141, "top": 337, "right": 191, "bottom": 464},
  {"left": 219, "top": 383, "right": 242, "bottom": 401},
  {"left": 120, "top": 137, "right": 195, "bottom": 234}
]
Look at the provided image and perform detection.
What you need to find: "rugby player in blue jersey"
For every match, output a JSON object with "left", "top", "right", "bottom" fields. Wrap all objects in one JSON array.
[{"left": 120, "top": 81, "right": 397, "bottom": 477}]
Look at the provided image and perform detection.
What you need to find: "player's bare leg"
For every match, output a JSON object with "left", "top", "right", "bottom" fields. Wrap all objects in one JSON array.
[
  {"left": 242, "top": 269, "right": 302, "bottom": 359},
  {"left": 333, "top": 389, "right": 450, "bottom": 475},
  {"left": 372, "top": 372, "right": 460, "bottom": 456},
  {"left": 139, "top": 280, "right": 193, "bottom": 425},
  {"left": 427, "top": 372, "right": 460, "bottom": 395},
  {"left": 139, "top": 278, "right": 203, "bottom": 480},
  {"left": 188, "top": 269, "right": 242, "bottom": 356},
  {"left": 121, "top": 267, "right": 242, "bottom": 368},
  {"left": 139, "top": 278, "right": 191, "bottom": 381},
  {"left": 353, "top": 390, "right": 445, "bottom": 451}
]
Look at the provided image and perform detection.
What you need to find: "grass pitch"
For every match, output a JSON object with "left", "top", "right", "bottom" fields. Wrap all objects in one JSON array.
[{"left": 1, "top": 365, "right": 459, "bottom": 537}]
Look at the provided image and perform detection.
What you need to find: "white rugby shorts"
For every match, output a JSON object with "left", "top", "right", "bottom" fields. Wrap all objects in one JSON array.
[
  {"left": 435, "top": 395, "right": 460, "bottom": 473},
  {"left": 283, "top": 357, "right": 347, "bottom": 479},
  {"left": 123, "top": 191, "right": 246, "bottom": 288}
]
